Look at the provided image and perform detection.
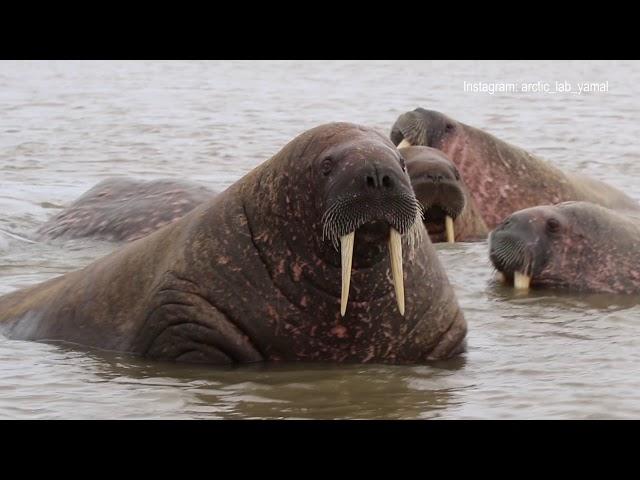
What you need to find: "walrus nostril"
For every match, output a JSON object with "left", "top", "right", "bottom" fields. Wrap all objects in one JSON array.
[
  {"left": 364, "top": 172, "right": 394, "bottom": 189},
  {"left": 366, "top": 175, "right": 376, "bottom": 188}
]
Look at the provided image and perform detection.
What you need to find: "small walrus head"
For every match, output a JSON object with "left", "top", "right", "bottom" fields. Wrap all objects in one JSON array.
[
  {"left": 401, "top": 146, "right": 466, "bottom": 243},
  {"left": 489, "top": 206, "right": 558, "bottom": 290},
  {"left": 488, "top": 201, "right": 640, "bottom": 293},
  {"left": 390, "top": 108, "right": 459, "bottom": 151}
]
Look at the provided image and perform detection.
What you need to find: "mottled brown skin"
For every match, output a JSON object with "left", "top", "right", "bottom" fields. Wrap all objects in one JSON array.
[
  {"left": 0, "top": 123, "right": 467, "bottom": 364},
  {"left": 391, "top": 108, "right": 640, "bottom": 229},
  {"left": 37, "top": 178, "right": 216, "bottom": 242},
  {"left": 489, "top": 201, "right": 640, "bottom": 293},
  {"left": 401, "top": 146, "right": 488, "bottom": 242}
]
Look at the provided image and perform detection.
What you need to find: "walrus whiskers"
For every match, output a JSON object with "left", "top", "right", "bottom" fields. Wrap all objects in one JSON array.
[{"left": 322, "top": 193, "right": 422, "bottom": 316}]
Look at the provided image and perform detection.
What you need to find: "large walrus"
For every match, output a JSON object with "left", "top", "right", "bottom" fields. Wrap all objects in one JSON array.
[
  {"left": 37, "top": 178, "right": 217, "bottom": 242},
  {"left": 0, "top": 123, "right": 467, "bottom": 364},
  {"left": 391, "top": 108, "right": 640, "bottom": 228},
  {"left": 401, "top": 146, "right": 488, "bottom": 243},
  {"left": 489, "top": 201, "right": 640, "bottom": 293}
]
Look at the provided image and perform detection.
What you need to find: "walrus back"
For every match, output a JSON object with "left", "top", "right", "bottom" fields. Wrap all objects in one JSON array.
[
  {"left": 36, "top": 177, "right": 217, "bottom": 242},
  {"left": 567, "top": 173, "right": 640, "bottom": 213},
  {"left": 459, "top": 123, "right": 640, "bottom": 225}
]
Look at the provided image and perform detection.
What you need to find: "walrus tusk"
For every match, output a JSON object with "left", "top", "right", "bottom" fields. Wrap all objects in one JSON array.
[
  {"left": 514, "top": 271, "right": 531, "bottom": 290},
  {"left": 389, "top": 228, "right": 405, "bottom": 316},
  {"left": 445, "top": 216, "right": 455, "bottom": 243},
  {"left": 340, "top": 231, "right": 355, "bottom": 316},
  {"left": 397, "top": 138, "right": 412, "bottom": 149}
]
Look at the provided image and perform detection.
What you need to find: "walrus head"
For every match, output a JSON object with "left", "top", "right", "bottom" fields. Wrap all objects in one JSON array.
[
  {"left": 317, "top": 129, "right": 423, "bottom": 316},
  {"left": 489, "top": 201, "right": 640, "bottom": 293},
  {"left": 401, "top": 146, "right": 466, "bottom": 243},
  {"left": 244, "top": 123, "right": 425, "bottom": 317},
  {"left": 293, "top": 124, "right": 424, "bottom": 316},
  {"left": 390, "top": 108, "right": 459, "bottom": 151}
]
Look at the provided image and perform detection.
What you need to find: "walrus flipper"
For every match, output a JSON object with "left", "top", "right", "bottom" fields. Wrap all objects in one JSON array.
[{"left": 139, "top": 288, "right": 265, "bottom": 364}]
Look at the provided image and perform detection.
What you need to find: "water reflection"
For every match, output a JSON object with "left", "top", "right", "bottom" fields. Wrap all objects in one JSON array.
[{"left": 1, "top": 341, "right": 469, "bottom": 419}]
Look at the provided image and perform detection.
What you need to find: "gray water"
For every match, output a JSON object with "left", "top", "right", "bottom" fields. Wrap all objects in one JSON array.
[{"left": 1, "top": 60, "right": 639, "bottom": 419}]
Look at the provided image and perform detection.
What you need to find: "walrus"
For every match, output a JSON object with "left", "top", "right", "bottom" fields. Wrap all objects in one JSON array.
[
  {"left": 401, "top": 146, "right": 488, "bottom": 243},
  {"left": 391, "top": 108, "right": 640, "bottom": 229},
  {"left": 36, "top": 178, "right": 217, "bottom": 242},
  {"left": 0, "top": 123, "right": 467, "bottom": 364},
  {"left": 489, "top": 201, "right": 640, "bottom": 293}
]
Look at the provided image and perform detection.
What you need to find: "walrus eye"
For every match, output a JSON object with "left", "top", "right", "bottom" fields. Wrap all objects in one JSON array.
[
  {"left": 321, "top": 156, "right": 334, "bottom": 176},
  {"left": 445, "top": 123, "right": 455, "bottom": 132},
  {"left": 546, "top": 218, "right": 561, "bottom": 234},
  {"left": 453, "top": 167, "right": 461, "bottom": 180}
]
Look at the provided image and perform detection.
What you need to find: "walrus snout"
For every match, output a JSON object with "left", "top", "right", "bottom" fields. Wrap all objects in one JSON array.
[
  {"left": 489, "top": 212, "right": 552, "bottom": 290},
  {"left": 391, "top": 108, "right": 458, "bottom": 150},
  {"left": 489, "top": 231, "right": 531, "bottom": 287},
  {"left": 321, "top": 152, "right": 423, "bottom": 318},
  {"left": 391, "top": 110, "right": 426, "bottom": 147},
  {"left": 322, "top": 154, "right": 419, "bottom": 240},
  {"left": 361, "top": 163, "right": 404, "bottom": 192},
  {"left": 411, "top": 175, "right": 466, "bottom": 220},
  {"left": 402, "top": 146, "right": 465, "bottom": 243}
]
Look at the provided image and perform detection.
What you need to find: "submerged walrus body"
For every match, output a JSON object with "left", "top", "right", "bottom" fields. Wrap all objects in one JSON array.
[
  {"left": 0, "top": 123, "right": 467, "bottom": 364},
  {"left": 37, "top": 178, "right": 216, "bottom": 242},
  {"left": 392, "top": 108, "right": 640, "bottom": 229}
]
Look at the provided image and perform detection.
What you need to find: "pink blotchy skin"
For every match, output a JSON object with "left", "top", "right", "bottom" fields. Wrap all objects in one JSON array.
[
  {"left": 489, "top": 202, "right": 640, "bottom": 293},
  {"left": 391, "top": 109, "right": 640, "bottom": 229}
]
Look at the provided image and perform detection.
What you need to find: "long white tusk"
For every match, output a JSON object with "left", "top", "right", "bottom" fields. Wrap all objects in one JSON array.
[
  {"left": 445, "top": 215, "right": 455, "bottom": 243},
  {"left": 340, "top": 231, "right": 355, "bottom": 316},
  {"left": 397, "top": 138, "right": 412, "bottom": 149},
  {"left": 513, "top": 271, "right": 531, "bottom": 290},
  {"left": 388, "top": 228, "right": 405, "bottom": 316}
]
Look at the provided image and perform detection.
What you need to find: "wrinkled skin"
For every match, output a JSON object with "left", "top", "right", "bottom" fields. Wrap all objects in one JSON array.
[
  {"left": 402, "top": 146, "right": 488, "bottom": 242},
  {"left": 489, "top": 201, "right": 640, "bottom": 293},
  {"left": 391, "top": 108, "right": 640, "bottom": 229},
  {"left": 0, "top": 123, "right": 467, "bottom": 364},
  {"left": 37, "top": 178, "right": 216, "bottom": 242}
]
